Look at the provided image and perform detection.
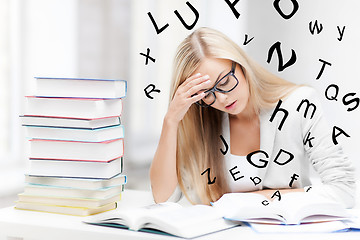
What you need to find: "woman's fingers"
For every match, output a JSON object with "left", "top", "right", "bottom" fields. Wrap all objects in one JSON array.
[
  {"left": 189, "top": 92, "right": 206, "bottom": 103},
  {"left": 183, "top": 74, "right": 210, "bottom": 91},
  {"left": 186, "top": 79, "right": 211, "bottom": 97}
]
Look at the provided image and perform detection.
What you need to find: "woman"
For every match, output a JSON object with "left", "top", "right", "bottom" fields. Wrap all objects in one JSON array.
[{"left": 149, "top": 27, "right": 356, "bottom": 207}]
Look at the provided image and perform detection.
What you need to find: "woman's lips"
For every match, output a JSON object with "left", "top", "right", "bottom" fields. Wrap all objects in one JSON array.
[{"left": 225, "top": 100, "right": 237, "bottom": 110}]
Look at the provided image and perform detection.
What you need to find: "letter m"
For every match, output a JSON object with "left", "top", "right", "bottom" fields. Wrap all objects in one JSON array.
[{"left": 296, "top": 99, "right": 317, "bottom": 119}]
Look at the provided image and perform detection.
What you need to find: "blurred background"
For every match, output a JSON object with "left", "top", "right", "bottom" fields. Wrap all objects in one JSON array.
[{"left": 1, "top": 0, "right": 359, "bottom": 208}]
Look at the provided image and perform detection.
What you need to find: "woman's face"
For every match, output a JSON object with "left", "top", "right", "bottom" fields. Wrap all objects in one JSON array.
[{"left": 194, "top": 58, "right": 250, "bottom": 116}]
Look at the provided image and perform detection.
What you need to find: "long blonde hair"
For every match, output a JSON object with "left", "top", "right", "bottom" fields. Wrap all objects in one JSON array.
[{"left": 170, "top": 27, "right": 298, "bottom": 204}]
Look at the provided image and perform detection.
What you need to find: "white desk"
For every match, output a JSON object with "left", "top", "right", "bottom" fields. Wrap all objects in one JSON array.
[{"left": 0, "top": 189, "right": 359, "bottom": 240}]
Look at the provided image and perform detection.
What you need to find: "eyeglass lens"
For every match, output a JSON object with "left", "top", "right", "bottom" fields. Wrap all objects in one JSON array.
[{"left": 201, "top": 73, "right": 238, "bottom": 105}]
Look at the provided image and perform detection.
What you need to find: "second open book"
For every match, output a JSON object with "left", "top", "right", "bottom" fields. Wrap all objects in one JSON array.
[{"left": 211, "top": 191, "right": 351, "bottom": 225}]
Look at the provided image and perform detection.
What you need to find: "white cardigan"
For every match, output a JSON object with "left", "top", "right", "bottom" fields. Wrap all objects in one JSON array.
[{"left": 169, "top": 86, "right": 356, "bottom": 207}]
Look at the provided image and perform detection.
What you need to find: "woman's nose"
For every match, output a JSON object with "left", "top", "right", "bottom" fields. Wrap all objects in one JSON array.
[{"left": 215, "top": 92, "right": 228, "bottom": 104}]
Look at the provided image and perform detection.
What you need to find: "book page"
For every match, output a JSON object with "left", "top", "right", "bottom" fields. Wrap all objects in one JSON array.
[
  {"left": 141, "top": 204, "right": 237, "bottom": 238},
  {"left": 212, "top": 192, "right": 285, "bottom": 223},
  {"left": 85, "top": 202, "right": 182, "bottom": 230},
  {"left": 271, "top": 192, "right": 350, "bottom": 224}
]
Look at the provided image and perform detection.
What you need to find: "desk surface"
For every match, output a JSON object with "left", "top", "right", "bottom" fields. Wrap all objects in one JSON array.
[{"left": 0, "top": 189, "right": 359, "bottom": 240}]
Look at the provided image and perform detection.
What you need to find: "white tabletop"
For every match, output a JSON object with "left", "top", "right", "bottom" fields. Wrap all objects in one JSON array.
[{"left": 0, "top": 189, "right": 359, "bottom": 240}]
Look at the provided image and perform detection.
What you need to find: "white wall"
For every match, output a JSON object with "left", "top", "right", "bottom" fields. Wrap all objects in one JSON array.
[
  {"left": 242, "top": 0, "right": 360, "bottom": 175},
  {"left": 2, "top": 0, "right": 359, "bottom": 181}
]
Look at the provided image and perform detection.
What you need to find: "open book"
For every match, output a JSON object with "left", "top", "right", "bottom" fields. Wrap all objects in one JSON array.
[
  {"left": 211, "top": 192, "right": 351, "bottom": 225},
  {"left": 84, "top": 202, "right": 239, "bottom": 238}
]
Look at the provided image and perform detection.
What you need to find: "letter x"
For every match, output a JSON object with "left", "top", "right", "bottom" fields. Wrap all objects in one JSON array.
[{"left": 140, "top": 48, "right": 156, "bottom": 65}]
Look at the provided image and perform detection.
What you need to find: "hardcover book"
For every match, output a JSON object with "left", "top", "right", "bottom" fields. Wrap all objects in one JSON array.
[
  {"left": 20, "top": 115, "right": 121, "bottom": 129},
  {"left": 29, "top": 138, "right": 124, "bottom": 162},
  {"left": 24, "top": 96, "right": 123, "bottom": 119},
  {"left": 25, "top": 174, "right": 127, "bottom": 189},
  {"left": 28, "top": 157, "right": 123, "bottom": 179},
  {"left": 25, "top": 124, "right": 124, "bottom": 142},
  {"left": 35, "top": 77, "right": 127, "bottom": 99}
]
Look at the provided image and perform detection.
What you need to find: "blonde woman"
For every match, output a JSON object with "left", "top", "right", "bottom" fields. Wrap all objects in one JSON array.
[{"left": 149, "top": 27, "right": 356, "bottom": 207}]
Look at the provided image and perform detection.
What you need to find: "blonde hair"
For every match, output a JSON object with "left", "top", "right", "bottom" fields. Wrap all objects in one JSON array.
[{"left": 170, "top": 27, "right": 298, "bottom": 204}]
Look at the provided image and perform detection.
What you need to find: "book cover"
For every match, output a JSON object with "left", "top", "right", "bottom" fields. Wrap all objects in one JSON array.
[
  {"left": 20, "top": 115, "right": 121, "bottom": 129},
  {"left": 29, "top": 138, "right": 124, "bottom": 162},
  {"left": 25, "top": 124, "right": 125, "bottom": 142},
  {"left": 28, "top": 157, "right": 123, "bottom": 179},
  {"left": 15, "top": 201, "right": 117, "bottom": 216},
  {"left": 23, "top": 183, "right": 124, "bottom": 199},
  {"left": 25, "top": 173, "right": 127, "bottom": 189},
  {"left": 24, "top": 96, "right": 123, "bottom": 119},
  {"left": 17, "top": 192, "right": 121, "bottom": 208},
  {"left": 35, "top": 77, "right": 127, "bottom": 99}
]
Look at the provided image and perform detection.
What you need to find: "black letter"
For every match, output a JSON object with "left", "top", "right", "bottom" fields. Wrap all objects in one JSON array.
[
  {"left": 337, "top": 26, "right": 345, "bottom": 41},
  {"left": 269, "top": 99, "right": 288, "bottom": 131},
  {"left": 262, "top": 200, "right": 270, "bottom": 206},
  {"left": 309, "top": 20, "right": 323, "bottom": 35},
  {"left": 229, "top": 166, "right": 244, "bottom": 181},
  {"left": 325, "top": 84, "right": 339, "bottom": 101},
  {"left": 243, "top": 34, "right": 254, "bottom": 45},
  {"left": 343, "top": 93, "right": 359, "bottom": 112},
  {"left": 220, "top": 135, "right": 229, "bottom": 155},
  {"left": 147, "top": 12, "right": 169, "bottom": 34},
  {"left": 144, "top": 84, "right": 161, "bottom": 99},
  {"left": 246, "top": 150, "right": 269, "bottom": 168},
  {"left": 273, "top": 149, "right": 294, "bottom": 166},
  {"left": 250, "top": 176, "right": 262, "bottom": 186},
  {"left": 273, "top": 0, "right": 299, "bottom": 19},
  {"left": 316, "top": 59, "right": 332, "bottom": 80},
  {"left": 224, "top": 0, "right": 241, "bottom": 19},
  {"left": 289, "top": 173, "right": 299, "bottom": 187},
  {"left": 174, "top": 1, "right": 199, "bottom": 30},
  {"left": 296, "top": 99, "right": 317, "bottom": 119},
  {"left": 201, "top": 168, "right": 216, "bottom": 185},
  {"left": 271, "top": 190, "right": 282, "bottom": 201},
  {"left": 332, "top": 126, "right": 350, "bottom": 145},
  {"left": 267, "top": 41, "right": 297, "bottom": 72},
  {"left": 303, "top": 132, "right": 315, "bottom": 148},
  {"left": 140, "top": 48, "right": 156, "bottom": 65}
]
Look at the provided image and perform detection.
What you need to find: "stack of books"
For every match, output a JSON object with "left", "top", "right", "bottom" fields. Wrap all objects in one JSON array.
[{"left": 15, "top": 77, "right": 127, "bottom": 216}]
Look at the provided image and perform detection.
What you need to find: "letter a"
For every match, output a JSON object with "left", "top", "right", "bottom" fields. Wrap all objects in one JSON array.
[{"left": 332, "top": 126, "right": 350, "bottom": 145}]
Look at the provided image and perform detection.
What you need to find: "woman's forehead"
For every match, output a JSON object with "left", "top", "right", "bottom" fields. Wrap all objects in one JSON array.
[{"left": 194, "top": 58, "right": 232, "bottom": 81}]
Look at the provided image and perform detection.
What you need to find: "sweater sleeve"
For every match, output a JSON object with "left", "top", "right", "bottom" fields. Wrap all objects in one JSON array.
[{"left": 299, "top": 87, "right": 356, "bottom": 208}]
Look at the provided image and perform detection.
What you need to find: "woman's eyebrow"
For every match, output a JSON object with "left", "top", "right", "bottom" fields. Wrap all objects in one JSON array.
[
  {"left": 203, "top": 70, "right": 225, "bottom": 92},
  {"left": 215, "top": 70, "right": 225, "bottom": 83},
  {"left": 201, "top": 68, "right": 229, "bottom": 93}
]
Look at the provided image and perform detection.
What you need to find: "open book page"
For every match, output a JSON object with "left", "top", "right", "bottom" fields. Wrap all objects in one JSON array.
[
  {"left": 270, "top": 192, "right": 351, "bottom": 224},
  {"left": 141, "top": 204, "right": 239, "bottom": 238},
  {"left": 84, "top": 202, "right": 240, "bottom": 238},
  {"left": 85, "top": 202, "right": 182, "bottom": 231},
  {"left": 212, "top": 192, "right": 351, "bottom": 225},
  {"left": 211, "top": 192, "right": 285, "bottom": 223}
]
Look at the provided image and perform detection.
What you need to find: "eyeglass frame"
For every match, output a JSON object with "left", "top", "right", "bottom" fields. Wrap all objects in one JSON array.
[{"left": 195, "top": 61, "right": 240, "bottom": 107}]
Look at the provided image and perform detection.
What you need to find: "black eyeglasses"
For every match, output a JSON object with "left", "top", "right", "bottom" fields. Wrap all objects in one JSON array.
[{"left": 195, "top": 61, "right": 239, "bottom": 107}]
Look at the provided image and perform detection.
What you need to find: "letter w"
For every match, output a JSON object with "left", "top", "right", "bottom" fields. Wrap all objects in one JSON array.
[{"left": 309, "top": 20, "right": 323, "bottom": 35}]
